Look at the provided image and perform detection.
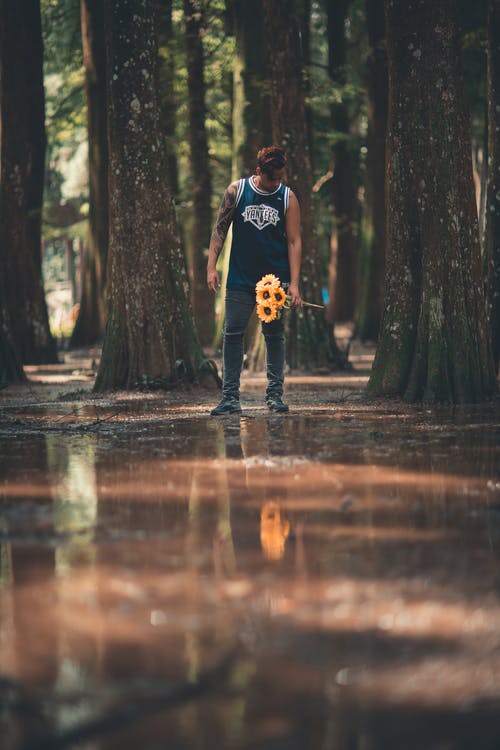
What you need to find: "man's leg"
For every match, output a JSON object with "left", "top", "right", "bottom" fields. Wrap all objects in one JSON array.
[
  {"left": 211, "top": 289, "right": 255, "bottom": 415},
  {"left": 263, "top": 315, "right": 288, "bottom": 412}
]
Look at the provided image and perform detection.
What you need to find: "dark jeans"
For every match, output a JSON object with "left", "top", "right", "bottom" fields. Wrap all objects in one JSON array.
[{"left": 222, "top": 288, "right": 286, "bottom": 402}]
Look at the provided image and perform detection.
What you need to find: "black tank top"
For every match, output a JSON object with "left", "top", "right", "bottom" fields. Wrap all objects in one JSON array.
[{"left": 227, "top": 176, "right": 291, "bottom": 291}]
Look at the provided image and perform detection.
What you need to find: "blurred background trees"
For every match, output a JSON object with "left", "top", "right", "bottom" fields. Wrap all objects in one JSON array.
[{"left": 0, "top": 0, "right": 497, "bottom": 399}]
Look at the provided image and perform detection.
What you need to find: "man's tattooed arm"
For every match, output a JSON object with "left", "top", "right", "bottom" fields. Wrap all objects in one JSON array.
[
  {"left": 210, "top": 182, "right": 239, "bottom": 256},
  {"left": 207, "top": 181, "right": 239, "bottom": 293}
]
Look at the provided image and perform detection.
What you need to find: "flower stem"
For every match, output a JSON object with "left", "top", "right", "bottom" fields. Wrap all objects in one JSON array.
[{"left": 301, "top": 301, "right": 325, "bottom": 309}]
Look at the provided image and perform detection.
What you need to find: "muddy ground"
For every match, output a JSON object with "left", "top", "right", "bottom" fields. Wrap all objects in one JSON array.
[{"left": 1, "top": 341, "right": 500, "bottom": 750}]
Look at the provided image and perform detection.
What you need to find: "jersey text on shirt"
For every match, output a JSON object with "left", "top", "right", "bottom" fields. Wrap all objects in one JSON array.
[{"left": 241, "top": 204, "right": 280, "bottom": 230}]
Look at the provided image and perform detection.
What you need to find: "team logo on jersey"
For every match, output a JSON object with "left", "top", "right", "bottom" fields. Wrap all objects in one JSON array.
[{"left": 242, "top": 204, "right": 280, "bottom": 230}]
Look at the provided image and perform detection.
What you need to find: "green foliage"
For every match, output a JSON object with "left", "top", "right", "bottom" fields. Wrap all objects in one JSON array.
[
  {"left": 307, "top": 0, "right": 368, "bottom": 288},
  {"left": 165, "top": 0, "right": 234, "bottom": 207},
  {"left": 41, "top": 0, "right": 86, "bottom": 207}
]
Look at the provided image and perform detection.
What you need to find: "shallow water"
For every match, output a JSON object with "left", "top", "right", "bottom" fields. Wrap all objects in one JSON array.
[{"left": 1, "top": 403, "right": 500, "bottom": 749}]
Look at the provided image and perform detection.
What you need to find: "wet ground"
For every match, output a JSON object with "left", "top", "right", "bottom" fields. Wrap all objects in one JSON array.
[{"left": 1, "top": 349, "right": 500, "bottom": 750}]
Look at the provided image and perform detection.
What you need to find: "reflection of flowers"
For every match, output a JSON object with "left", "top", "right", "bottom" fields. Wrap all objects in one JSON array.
[
  {"left": 260, "top": 501, "right": 290, "bottom": 561},
  {"left": 255, "top": 273, "right": 324, "bottom": 323}
]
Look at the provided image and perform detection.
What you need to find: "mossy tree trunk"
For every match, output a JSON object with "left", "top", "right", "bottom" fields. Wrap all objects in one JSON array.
[
  {"left": 71, "top": 0, "right": 109, "bottom": 347},
  {"left": 485, "top": 0, "right": 500, "bottom": 373},
  {"left": 356, "top": 0, "right": 388, "bottom": 341},
  {"left": 95, "top": 0, "right": 216, "bottom": 391},
  {"left": 183, "top": 0, "right": 214, "bottom": 347},
  {"left": 368, "top": 0, "right": 496, "bottom": 403},
  {"left": 262, "top": 0, "right": 347, "bottom": 370},
  {"left": 326, "top": 0, "right": 360, "bottom": 323},
  {"left": 0, "top": 0, "right": 57, "bottom": 364}
]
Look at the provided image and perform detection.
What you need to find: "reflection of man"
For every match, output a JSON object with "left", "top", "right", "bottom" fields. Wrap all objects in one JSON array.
[{"left": 207, "top": 146, "right": 302, "bottom": 416}]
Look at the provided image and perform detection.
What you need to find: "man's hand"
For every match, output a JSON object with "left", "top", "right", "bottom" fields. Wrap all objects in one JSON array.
[
  {"left": 207, "top": 268, "right": 220, "bottom": 294},
  {"left": 288, "top": 283, "right": 302, "bottom": 308}
]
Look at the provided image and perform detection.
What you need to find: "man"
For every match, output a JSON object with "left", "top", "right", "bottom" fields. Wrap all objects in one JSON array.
[{"left": 207, "top": 145, "right": 302, "bottom": 415}]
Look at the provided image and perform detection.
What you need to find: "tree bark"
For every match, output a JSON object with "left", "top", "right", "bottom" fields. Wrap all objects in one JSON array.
[
  {"left": 64, "top": 237, "right": 77, "bottom": 305},
  {"left": 0, "top": 268, "right": 25, "bottom": 383},
  {"left": 368, "top": 0, "right": 496, "bottom": 403},
  {"left": 183, "top": 0, "right": 214, "bottom": 346},
  {"left": 95, "top": 0, "right": 217, "bottom": 391},
  {"left": 485, "top": 0, "right": 500, "bottom": 373},
  {"left": 71, "top": 0, "right": 109, "bottom": 347},
  {"left": 300, "top": 0, "right": 314, "bottom": 165},
  {"left": 262, "top": 0, "right": 348, "bottom": 370},
  {"left": 326, "top": 0, "right": 360, "bottom": 323},
  {"left": 356, "top": 0, "right": 388, "bottom": 341},
  {"left": 158, "top": 0, "right": 179, "bottom": 196},
  {"left": 0, "top": 0, "right": 57, "bottom": 364}
]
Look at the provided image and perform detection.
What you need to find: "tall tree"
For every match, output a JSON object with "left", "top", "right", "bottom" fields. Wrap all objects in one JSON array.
[
  {"left": 368, "top": 0, "right": 495, "bottom": 402},
  {"left": 356, "top": 0, "right": 388, "bottom": 341},
  {"left": 300, "top": 0, "right": 314, "bottom": 163},
  {"left": 95, "top": 0, "right": 217, "bottom": 391},
  {"left": 0, "top": 0, "right": 57, "bottom": 364},
  {"left": 183, "top": 0, "right": 214, "bottom": 346},
  {"left": 231, "top": 0, "right": 272, "bottom": 178},
  {"left": 158, "top": 0, "right": 179, "bottom": 197},
  {"left": 485, "top": 0, "right": 500, "bottom": 372},
  {"left": 70, "top": 0, "right": 109, "bottom": 347},
  {"left": 0, "top": 268, "right": 25, "bottom": 383},
  {"left": 262, "top": 0, "right": 347, "bottom": 370},
  {"left": 230, "top": 0, "right": 273, "bottom": 366},
  {"left": 326, "top": 0, "right": 360, "bottom": 323}
]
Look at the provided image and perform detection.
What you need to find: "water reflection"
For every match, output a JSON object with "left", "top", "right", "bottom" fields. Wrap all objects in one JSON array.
[
  {"left": 260, "top": 502, "right": 290, "bottom": 561},
  {"left": 0, "top": 406, "right": 500, "bottom": 748}
]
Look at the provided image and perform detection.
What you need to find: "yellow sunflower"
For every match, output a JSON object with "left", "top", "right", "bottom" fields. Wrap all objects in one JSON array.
[
  {"left": 256, "top": 273, "right": 281, "bottom": 292},
  {"left": 256, "top": 302, "right": 278, "bottom": 323},
  {"left": 256, "top": 286, "right": 275, "bottom": 304},
  {"left": 273, "top": 287, "right": 287, "bottom": 308}
]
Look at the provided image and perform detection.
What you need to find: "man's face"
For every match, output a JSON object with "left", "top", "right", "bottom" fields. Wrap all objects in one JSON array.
[{"left": 257, "top": 166, "right": 286, "bottom": 191}]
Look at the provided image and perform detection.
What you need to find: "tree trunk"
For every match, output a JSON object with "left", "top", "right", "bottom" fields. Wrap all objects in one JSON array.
[
  {"left": 0, "top": 265, "right": 25, "bottom": 383},
  {"left": 485, "top": 0, "right": 500, "bottom": 373},
  {"left": 158, "top": 0, "right": 179, "bottom": 196},
  {"left": 64, "top": 237, "right": 77, "bottom": 305},
  {"left": 300, "top": 0, "right": 315, "bottom": 167},
  {"left": 183, "top": 0, "right": 214, "bottom": 347},
  {"left": 71, "top": 0, "right": 109, "bottom": 347},
  {"left": 95, "top": 0, "right": 218, "bottom": 391},
  {"left": 0, "top": 0, "right": 57, "bottom": 364},
  {"left": 368, "top": 0, "right": 496, "bottom": 403},
  {"left": 231, "top": 0, "right": 272, "bottom": 369},
  {"left": 232, "top": 0, "right": 272, "bottom": 178},
  {"left": 262, "top": 0, "right": 347, "bottom": 370},
  {"left": 356, "top": 0, "right": 388, "bottom": 341},
  {"left": 326, "top": 0, "right": 360, "bottom": 323}
]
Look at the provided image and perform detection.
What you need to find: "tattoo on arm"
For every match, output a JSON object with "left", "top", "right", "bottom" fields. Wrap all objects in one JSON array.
[{"left": 210, "top": 183, "right": 238, "bottom": 257}]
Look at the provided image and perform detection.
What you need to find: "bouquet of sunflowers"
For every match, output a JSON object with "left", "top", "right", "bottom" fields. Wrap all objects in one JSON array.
[
  {"left": 255, "top": 274, "right": 287, "bottom": 323},
  {"left": 255, "top": 273, "right": 324, "bottom": 323}
]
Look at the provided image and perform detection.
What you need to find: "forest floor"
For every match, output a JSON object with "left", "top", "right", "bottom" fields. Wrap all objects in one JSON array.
[
  {"left": 1, "top": 334, "right": 500, "bottom": 749},
  {"left": 0, "top": 324, "right": 368, "bottom": 425}
]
